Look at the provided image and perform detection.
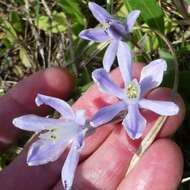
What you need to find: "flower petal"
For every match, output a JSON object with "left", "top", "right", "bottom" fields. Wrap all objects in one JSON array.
[
  {"left": 35, "top": 94, "right": 75, "bottom": 120},
  {"left": 139, "top": 99, "right": 179, "bottom": 116},
  {"left": 117, "top": 41, "right": 132, "bottom": 86},
  {"left": 75, "top": 110, "right": 86, "bottom": 126},
  {"left": 27, "top": 139, "right": 67, "bottom": 166},
  {"left": 92, "top": 68, "right": 124, "bottom": 99},
  {"left": 125, "top": 10, "right": 140, "bottom": 32},
  {"left": 139, "top": 59, "right": 167, "bottom": 96},
  {"left": 90, "top": 101, "right": 127, "bottom": 127},
  {"left": 79, "top": 28, "right": 110, "bottom": 42},
  {"left": 108, "top": 20, "right": 128, "bottom": 39},
  {"left": 12, "top": 114, "right": 66, "bottom": 132},
  {"left": 62, "top": 135, "right": 83, "bottom": 190},
  {"left": 103, "top": 40, "right": 118, "bottom": 72},
  {"left": 39, "top": 120, "right": 81, "bottom": 142},
  {"left": 88, "top": 2, "right": 112, "bottom": 23},
  {"left": 122, "top": 104, "right": 146, "bottom": 139}
]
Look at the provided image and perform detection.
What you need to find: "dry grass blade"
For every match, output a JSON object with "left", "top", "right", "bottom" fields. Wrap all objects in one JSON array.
[{"left": 126, "top": 115, "right": 167, "bottom": 176}]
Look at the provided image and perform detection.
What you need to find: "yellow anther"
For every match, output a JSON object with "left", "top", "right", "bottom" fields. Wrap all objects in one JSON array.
[
  {"left": 50, "top": 134, "right": 56, "bottom": 140},
  {"left": 126, "top": 83, "right": 139, "bottom": 99},
  {"left": 102, "top": 22, "right": 110, "bottom": 30},
  {"left": 50, "top": 128, "right": 56, "bottom": 132}
]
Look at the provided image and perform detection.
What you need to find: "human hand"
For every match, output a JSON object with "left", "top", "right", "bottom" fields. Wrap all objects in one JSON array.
[{"left": 0, "top": 64, "right": 185, "bottom": 190}]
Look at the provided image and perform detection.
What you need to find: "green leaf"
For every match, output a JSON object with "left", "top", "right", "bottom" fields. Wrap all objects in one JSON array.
[
  {"left": 35, "top": 11, "right": 67, "bottom": 33},
  {"left": 0, "top": 19, "right": 17, "bottom": 43},
  {"left": 185, "top": 0, "right": 190, "bottom": 5},
  {"left": 9, "top": 11, "right": 23, "bottom": 33},
  {"left": 59, "top": 0, "right": 85, "bottom": 26},
  {"left": 19, "top": 47, "right": 33, "bottom": 68},
  {"left": 124, "top": 0, "right": 164, "bottom": 32}
]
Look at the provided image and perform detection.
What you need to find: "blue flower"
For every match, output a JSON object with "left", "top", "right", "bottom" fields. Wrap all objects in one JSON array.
[
  {"left": 79, "top": 2, "right": 140, "bottom": 72},
  {"left": 13, "top": 94, "right": 87, "bottom": 190},
  {"left": 90, "top": 43, "right": 179, "bottom": 139}
]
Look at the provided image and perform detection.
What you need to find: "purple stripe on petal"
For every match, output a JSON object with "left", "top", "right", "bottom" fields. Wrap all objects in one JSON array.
[
  {"left": 117, "top": 41, "right": 132, "bottom": 86},
  {"left": 139, "top": 99, "right": 179, "bottom": 116},
  {"left": 90, "top": 101, "right": 127, "bottom": 127},
  {"left": 35, "top": 94, "right": 75, "bottom": 120},
  {"left": 122, "top": 104, "right": 146, "bottom": 139},
  {"left": 79, "top": 28, "right": 110, "bottom": 42},
  {"left": 139, "top": 59, "right": 167, "bottom": 96},
  {"left": 108, "top": 21, "right": 128, "bottom": 39},
  {"left": 88, "top": 2, "right": 112, "bottom": 23},
  {"left": 12, "top": 114, "right": 65, "bottom": 132},
  {"left": 125, "top": 10, "right": 140, "bottom": 32},
  {"left": 103, "top": 40, "right": 118, "bottom": 72},
  {"left": 92, "top": 68, "right": 124, "bottom": 99},
  {"left": 27, "top": 139, "right": 67, "bottom": 166},
  {"left": 62, "top": 135, "right": 83, "bottom": 190}
]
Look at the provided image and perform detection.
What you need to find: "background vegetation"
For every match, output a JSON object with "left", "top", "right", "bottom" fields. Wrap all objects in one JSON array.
[{"left": 0, "top": 0, "right": 190, "bottom": 189}]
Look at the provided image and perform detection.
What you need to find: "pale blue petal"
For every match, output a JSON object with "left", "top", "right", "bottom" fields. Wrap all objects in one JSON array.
[
  {"left": 139, "top": 99, "right": 179, "bottom": 116},
  {"left": 12, "top": 114, "right": 66, "bottom": 132},
  {"left": 125, "top": 10, "right": 140, "bottom": 32},
  {"left": 92, "top": 68, "right": 124, "bottom": 99},
  {"left": 27, "top": 139, "right": 68, "bottom": 166},
  {"left": 75, "top": 110, "right": 86, "bottom": 126},
  {"left": 103, "top": 40, "right": 118, "bottom": 72},
  {"left": 79, "top": 28, "right": 110, "bottom": 42},
  {"left": 88, "top": 2, "right": 112, "bottom": 23},
  {"left": 62, "top": 135, "right": 84, "bottom": 190},
  {"left": 35, "top": 94, "right": 75, "bottom": 120},
  {"left": 122, "top": 104, "right": 146, "bottom": 139},
  {"left": 90, "top": 101, "right": 127, "bottom": 127},
  {"left": 117, "top": 41, "right": 132, "bottom": 86},
  {"left": 139, "top": 59, "right": 167, "bottom": 96}
]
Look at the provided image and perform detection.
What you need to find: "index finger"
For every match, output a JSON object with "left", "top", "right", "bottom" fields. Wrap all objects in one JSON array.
[{"left": 0, "top": 67, "right": 74, "bottom": 150}]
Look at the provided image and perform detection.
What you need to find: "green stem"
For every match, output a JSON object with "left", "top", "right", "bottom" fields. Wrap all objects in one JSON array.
[{"left": 152, "top": 30, "right": 179, "bottom": 97}]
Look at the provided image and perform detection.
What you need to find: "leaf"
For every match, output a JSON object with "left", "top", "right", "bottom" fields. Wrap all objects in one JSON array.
[
  {"left": 9, "top": 11, "right": 23, "bottom": 33},
  {"left": 124, "top": 0, "right": 164, "bottom": 32},
  {"left": 19, "top": 47, "right": 33, "bottom": 68},
  {"left": 35, "top": 11, "right": 67, "bottom": 33},
  {"left": 185, "top": 0, "right": 190, "bottom": 5},
  {"left": 59, "top": 0, "right": 85, "bottom": 26},
  {"left": 0, "top": 19, "right": 17, "bottom": 43}
]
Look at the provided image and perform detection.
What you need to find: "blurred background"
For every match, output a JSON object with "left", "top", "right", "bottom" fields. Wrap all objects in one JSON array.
[{"left": 0, "top": 0, "right": 190, "bottom": 189}]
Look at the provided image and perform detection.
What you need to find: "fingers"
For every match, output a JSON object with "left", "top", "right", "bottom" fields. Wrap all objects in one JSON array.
[
  {"left": 0, "top": 64, "right": 144, "bottom": 190},
  {"left": 52, "top": 73, "right": 185, "bottom": 189},
  {"left": 67, "top": 98, "right": 183, "bottom": 190},
  {"left": 0, "top": 64, "right": 185, "bottom": 190},
  {"left": 142, "top": 87, "right": 185, "bottom": 138},
  {"left": 0, "top": 68, "right": 74, "bottom": 150},
  {"left": 117, "top": 139, "right": 183, "bottom": 190},
  {"left": 72, "top": 63, "right": 144, "bottom": 158},
  {"left": 70, "top": 126, "right": 139, "bottom": 190}
]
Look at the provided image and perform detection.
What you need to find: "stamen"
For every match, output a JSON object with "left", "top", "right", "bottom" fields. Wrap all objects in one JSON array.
[
  {"left": 50, "top": 128, "right": 56, "bottom": 132},
  {"left": 102, "top": 22, "right": 110, "bottom": 30},
  {"left": 50, "top": 128, "right": 57, "bottom": 140},
  {"left": 64, "top": 180, "right": 68, "bottom": 190},
  {"left": 126, "top": 81, "right": 140, "bottom": 101},
  {"left": 50, "top": 135, "right": 56, "bottom": 139}
]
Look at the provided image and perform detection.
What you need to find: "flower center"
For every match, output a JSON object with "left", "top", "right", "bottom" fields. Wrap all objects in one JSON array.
[
  {"left": 102, "top": 22, "right": 110, "bottom": 30},
  {"left": 50, "top": 128, "right": 57, "bottom": 140},
  {"left": 39, "top": 128, "right": 58, "bottom": 142},
  {"left": 125, "top": 80, "right": 140, "bottom": 102}
]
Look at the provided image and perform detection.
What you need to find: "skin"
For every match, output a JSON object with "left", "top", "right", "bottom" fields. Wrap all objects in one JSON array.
[{"left": 0, "top": 64, "right": 185, "bottom": 190}]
